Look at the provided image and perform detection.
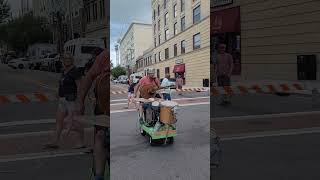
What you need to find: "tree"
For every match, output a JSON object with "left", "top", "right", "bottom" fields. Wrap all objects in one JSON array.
[
  {"left": 111, "top": 65, "right": 127, "bottom": 79},
  {"left": 0, "top": 0, "right": 10, "bottom": 24},
  {"left": 1, "top": 13, "right": 52, "bottom": 54}
]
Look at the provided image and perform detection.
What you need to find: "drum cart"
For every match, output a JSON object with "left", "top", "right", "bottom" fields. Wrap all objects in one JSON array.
[{"left": 135, "top": 98, "right": 178, "bottom": 146}]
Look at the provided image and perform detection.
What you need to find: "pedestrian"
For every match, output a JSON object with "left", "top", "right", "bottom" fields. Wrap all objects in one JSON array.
[
  {"left": 161, "top": 73, "right": 175, "bottom": 100},
  {"left": 45, "top": 52, "right": 85, "bottom": 149},
  {"left": 127, "top": 75, "right": 138, "bottom": 108},
  {"left": 77, "top": 49, "right": 109, "bottom": 180},
  {"left": 214, "top": 43, "right": 234, "bottom": 105},
  {"left": 176, "top": 75, "right": 183, "bottom": 95}
]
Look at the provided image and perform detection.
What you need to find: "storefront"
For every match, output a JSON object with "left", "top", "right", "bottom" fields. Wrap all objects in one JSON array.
[
  {"left": 211, "top": 6, "right": 241, "bottom": 75},
  {"left": 173, "top": 59, "right": 186, "bottom": 85},
  {"left": 211, "top": 0, "right": 320, "bottom": 81}
]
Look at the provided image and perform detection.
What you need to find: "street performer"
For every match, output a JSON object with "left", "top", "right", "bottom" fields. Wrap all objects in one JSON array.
[
  {"left": 134, "top": 68, "right": 161, "bottom": 99},
  {"left": 134, "top": 68, "right": 161, "bottom": 120}
]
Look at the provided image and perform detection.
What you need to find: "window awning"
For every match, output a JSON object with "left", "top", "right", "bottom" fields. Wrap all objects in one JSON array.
[
  {"left": 211, "top": 7, "right": 240, "bottom": 34},
  {"left": 173, "top": 64, "right": 185, "bottom": 73}
]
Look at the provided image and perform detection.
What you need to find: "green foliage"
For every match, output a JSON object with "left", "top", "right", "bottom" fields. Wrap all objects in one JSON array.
[
  {"left": 0, "top": 13, "right": 52, "bottom": 53},
  {"left": 0, "top": 0, "right": 10, "bottom": 24},
  {"left": 111, "top": 65, "right": 127, "bottom": 79}
]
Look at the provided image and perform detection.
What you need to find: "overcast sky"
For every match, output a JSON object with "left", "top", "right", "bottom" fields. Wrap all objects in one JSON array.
[{"left": 110, "top": 0, "right": 152, "bottom": 66}]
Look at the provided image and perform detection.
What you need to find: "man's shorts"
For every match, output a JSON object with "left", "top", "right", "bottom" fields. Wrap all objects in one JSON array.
[
  {"left": 94, "top": 105, "right": 109, "bottom": 149},
  {"left": 217, "top": 75, "right": 231, "bottom": 87},
  {"left": 58, "top": 98, "right": 76, "bottom": 113}
]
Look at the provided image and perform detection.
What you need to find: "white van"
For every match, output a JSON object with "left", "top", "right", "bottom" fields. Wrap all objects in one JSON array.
[{"left": 63, "top": 38, "right": 105, "bottom": 71}]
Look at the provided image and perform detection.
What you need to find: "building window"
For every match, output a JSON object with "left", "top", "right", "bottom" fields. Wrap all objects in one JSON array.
[
  {"left": 174, "top": 44, "right": 177, "bottom": 56},
  {"left": 174, "top": 4, "right": 177, "bottom": 18},
  {"left": 181, "top": 0, "right": 185, "bottom": 12},
  {"left": 181, "top": 16, "right": 185, "bottom": 31},
  {"left": 154, "top": 24, "right": 156, "bottom": 35},
  {"left": 165, "top": 13, "right": 169, "bottom": 26},
  {"left": 165, "top": 29, "right": 169, "bottom": 40},
  {"left": 153, "top": 9, "right": 156, "bottom": 20},
  {"left": 165, "top": 48, "right": 169, "bottom": 59},
  {"left": 158, "top": 34, "right": 161, "bottom": 45},
  {"left": 158, "top": 4, "right": 160, "bottom": 16},
  {"left": 158, "top": 51, "right": 161, "bottom": 61},
  {"left": 154, "top": 54, "right": 157, "bottom": 63},
  {"left": 193, "top": 5, "right": 201, "bottom": 24},
  {"left": 86, "top": 5, "right": 91, "bottom": 22},
  {"left": 158, "top": 20, "right": 161, "bottom": 31},
  {"left": 165, "top": 67, "right": 170, "bottom": 74},
  {"left": 154, "top": 37, "right": 157, "bottom": 47},
  {"left": 164, "top": 0, "right": 167, "bottom": 9},
  {"left": 157, "top": 69, "right": 160, "bottom": 78},
  {"left": 193, "top": 33, "right": 201, "bottom": 49},
  {"left": 93, "top": 3, "right": 98, "bottom": 20},
  {"left": 99, "top": 0, "right": 104, "bottom": 18},
  {"left": 181, "top": 40, "right": 186, "bottom": 54},
  {"left": 174, "top": 23, "right": 177, "bottom": 35}
]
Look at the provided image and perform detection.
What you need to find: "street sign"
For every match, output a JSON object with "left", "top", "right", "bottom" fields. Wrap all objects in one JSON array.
[{"left": 176, "top": 59, "right": 183, "bottom": 64}]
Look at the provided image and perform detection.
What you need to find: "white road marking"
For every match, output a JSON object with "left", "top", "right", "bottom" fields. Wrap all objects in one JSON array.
[
  {"left": 220, "top": 127, "right": 320, "bottom": 141},
  {"left": 0, "top": 128, "right": 93, "bottom": 139},
  {"left": 111, "top": 96, "right": 209, "bottom": 103},
  {"left": 212, "top": 110, "right": 320, "bottom": 122},
  {"left": 0, "top": 119, "right": 55, "bottom": 127},
  {"left": 111, "top": 101, "right": 209, "bottom": 114},
  {"left": 0, "top": 150, "right": 89, "bottom": 163}
]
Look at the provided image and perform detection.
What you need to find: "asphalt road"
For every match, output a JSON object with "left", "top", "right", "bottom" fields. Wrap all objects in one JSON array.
[
  {"left": 211, "top": 93, "right": 320, "bottom": 118},
  {"left": 212, "top": 132, "right": 320, "bottom": 180},
  {"left": 111, "top": 104, "right": 210, "bottom": 180},
  {"left": 211, "top": 91, "right": 320, "bottom": 180},
  {"left": 0, "top": 64, "right": 93, "bottom": 179}
]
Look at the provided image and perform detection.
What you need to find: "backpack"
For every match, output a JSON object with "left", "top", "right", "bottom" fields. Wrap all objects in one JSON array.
[{"left": 95, "top": 71, "right": 109, "bottom": 115}]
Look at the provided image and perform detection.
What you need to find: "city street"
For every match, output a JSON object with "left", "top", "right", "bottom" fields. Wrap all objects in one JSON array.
[
  {"left": 0, "top": 64, "right": 94, "bottom": 180},
  {"left": 211, "top": 92, "right": 320, "bottom": 179},
  {"left": 110, "top": 90, "right": 210, "bottom": 179}
]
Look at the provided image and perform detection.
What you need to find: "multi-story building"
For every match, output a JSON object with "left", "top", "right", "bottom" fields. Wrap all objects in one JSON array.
[
  {"left": 119, "top": 23, "right": 153, "bottom": 70},
  {"left": 136, "top": 0, "right": 210, "bottom": 87},
  {"left": 84, "top": 0, "right": 108, "bottom": 48},
  {"left": 9, "top": 0, "right": 33, "bottom": 18},
  {"left": 211, "top": 0, "right": 320, "bottom": 81}
]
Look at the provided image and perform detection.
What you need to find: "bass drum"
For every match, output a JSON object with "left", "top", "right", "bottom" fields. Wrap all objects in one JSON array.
[{"left": 160, "top": 101, "right": 178, "bottom": 124}]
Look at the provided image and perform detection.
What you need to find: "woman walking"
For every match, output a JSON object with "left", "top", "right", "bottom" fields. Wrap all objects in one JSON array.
[
  {"left": 176, "top": 75, "right": 183, "bottom": 95},
  {"left": 45, "top": 52, "right": 85, "bottom": 149}
]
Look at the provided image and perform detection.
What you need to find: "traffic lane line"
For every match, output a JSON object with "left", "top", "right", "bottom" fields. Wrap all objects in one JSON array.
[
  {"left": 0, "top": 149, "right": 90, "bottom": 163},
  {"left": 0, "top": 128, "right": 94, "bottom": 157},
  {"left": 110, "top": 96, "right": 209, "bottom": 105},
  {"left": 211, "top": 112, "right": 320, "bottom": 136},
  {"left": 218, "top": 127, "right": 320, "bottom": 141},
  {"left": 111, "top": 101, "right": 209, "bottom": 114}
]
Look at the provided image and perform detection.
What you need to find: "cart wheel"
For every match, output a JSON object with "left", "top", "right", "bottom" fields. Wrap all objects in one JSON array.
[
  {"left": 167, "top": 137, "right": 174, "bottom": 144},
  {"left": 140, "top": 127, "right": 146, "bottom": 136},
  {"left": 149, "top": 136, "right": 156, "bottom": 146}
]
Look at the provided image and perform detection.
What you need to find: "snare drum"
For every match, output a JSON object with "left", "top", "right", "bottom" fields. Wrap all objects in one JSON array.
[{"left": 160, "top": 101, "right": 178, "bottom": 124}]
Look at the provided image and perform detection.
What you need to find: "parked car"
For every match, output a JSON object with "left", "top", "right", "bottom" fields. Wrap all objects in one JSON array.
[
  {"left": 4, "top": 55, "right": 18, "bottom": 64},
  {"left": 40, "top": 53, "right": 58, "bottom": 71},
  {"left": 51, "top": 54, "right": 63, "bottom": 73},
  {"left": 8, "top": 58, "right": 33, "bottom": 69}
]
